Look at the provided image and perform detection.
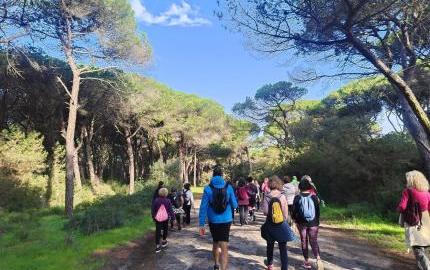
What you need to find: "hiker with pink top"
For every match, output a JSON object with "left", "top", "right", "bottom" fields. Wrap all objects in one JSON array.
[{"left": 152, "top": 187, "right": 175, "bottom": 253}]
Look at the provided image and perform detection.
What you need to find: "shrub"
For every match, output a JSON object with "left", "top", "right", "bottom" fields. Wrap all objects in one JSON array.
[{"left": 67, "top": 186, "right": 153, "bottom": 235}]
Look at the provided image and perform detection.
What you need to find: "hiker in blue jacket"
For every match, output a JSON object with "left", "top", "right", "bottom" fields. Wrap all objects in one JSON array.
[{"left": 199, "top": 166, "right": 238, "bottom": 270}]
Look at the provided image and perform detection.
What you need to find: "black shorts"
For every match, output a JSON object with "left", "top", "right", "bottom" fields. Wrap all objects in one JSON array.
[{"left": 209, "top": 222, "right": 231, "bottom": 242}]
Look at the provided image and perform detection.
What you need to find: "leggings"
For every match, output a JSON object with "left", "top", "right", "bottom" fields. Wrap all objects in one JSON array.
[
  {"left": 183, "top": 205, "right": 191, "bottom": 225},
  {"left": 155, "top": 221, "right": 168, "bottom": 245},
  {"left": 298, "top": 225, "right": 320, "bottom": 260},
  {"left": 267, "top": 241, "right": 288, "bottom": 270},
  {"left": 239, "top": 205, "right": 248, "bottom": 225},
  {"left": 413, "top": 246, "right": 430, "bottom": 270}
]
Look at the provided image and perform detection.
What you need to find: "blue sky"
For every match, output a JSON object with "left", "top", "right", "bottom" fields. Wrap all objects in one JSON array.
[{"left": 130, "top": 0, "right": 351, "bottom": 112}]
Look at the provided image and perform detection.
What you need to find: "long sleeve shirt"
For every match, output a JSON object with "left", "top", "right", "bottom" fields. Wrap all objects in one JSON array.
[
  {"left": 152, "top": 197, "right": 175, "bottom": 220},
  {"left": 397, "top": 188, "right": 430, "bottom": 213}
]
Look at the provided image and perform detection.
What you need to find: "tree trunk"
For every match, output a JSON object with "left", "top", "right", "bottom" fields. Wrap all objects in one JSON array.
[
  {"left": 349, "top": 35, "right": 430, "bottom": 138},
  {"left": 178, "top": 134, "right": 185, "bottom": 182},
  {"left": 83, "top": 125, "right": 99, "bottom": 188},
  {"left": 193, "top": 150, "right": 197, "bottom": 187},
  {"left": 245, "top": 146, "right": 252, "bottom": 173},
  {"left": 125, "top": 129, "right": 135, "bottom": 194},
  {"left": 64, "top": 69, "right": 80, "bottom": 218},
  {"left": 73, "top": 151, "right": 82, "bottom": 190}
]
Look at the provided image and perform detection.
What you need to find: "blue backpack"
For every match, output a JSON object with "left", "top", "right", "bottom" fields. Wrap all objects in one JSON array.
[{"left": 299, "top": 195, "right": 315, "bottom": 222}]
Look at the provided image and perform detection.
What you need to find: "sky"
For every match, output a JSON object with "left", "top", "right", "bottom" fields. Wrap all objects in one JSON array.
[{"left": 129, "top": 0, "right": 352, "bottom": 112}]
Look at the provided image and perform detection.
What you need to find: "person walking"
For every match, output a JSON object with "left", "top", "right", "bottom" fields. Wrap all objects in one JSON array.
[
  {"left": 236, "top": 178, "right": 250, "bottom": 225},
  {"left": 398, "top": 170, "right": 430, "bottom": 270},
  {"left": 261, "top": 175, "right": 295, "bottom": 270},
  {"left": 199, "top": 166, "right": 238, "bottom": 270},
  {"left": 152, "top": 187, "right": 175, "bottom": 253},
  {"left": 293, "top": 178, "right": 324, "bottom": 270},
  {"left": 283, "top": 175, "right": 299, "bottom": 225},
  {"left": 182, "top": 183, "right": 194, "bottom": 226},
  {"left": 168, "top": 187, "right": 184, "bottom": 231},
  {"left": 247, "top": 176, "right": 259, "bottom": 222}
]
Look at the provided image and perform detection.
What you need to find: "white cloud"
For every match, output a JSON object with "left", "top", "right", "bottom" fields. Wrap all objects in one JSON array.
[{"left": 130, "top": 0, "right": 211, "bottom": 27}]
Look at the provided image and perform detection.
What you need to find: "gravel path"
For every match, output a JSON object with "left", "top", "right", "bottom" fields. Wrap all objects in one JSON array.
[{"left": 100, "top": 204, "right": 415, "bottom": 270}]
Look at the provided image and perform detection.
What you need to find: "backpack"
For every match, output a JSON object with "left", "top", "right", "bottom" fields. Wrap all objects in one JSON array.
[
  {"left": 182, "top": 189, "right": 190, "bottom": 205},
  {"left": 404, "top": 189, "right": 422, "bottom": 227},
  {"left": 171, "top": 193, "right": 182, "bottom": 208},
  {"left": 267, "top": 196, "right": 284, "bottom": 225},
  {"left": 209, "top": 183, "right": 229, "bottom": 214},
  {"left": 298, "top": 194, "right": 315, "bottom": 222},
  {"left": 155, "top": 204, "right": 169, "bottom": 222},
  {"left": 238, "top": 187, "right": 249, "bottom": 201},
  {"left": 248, "top": 184, "right": 257, "bottom": 199}
]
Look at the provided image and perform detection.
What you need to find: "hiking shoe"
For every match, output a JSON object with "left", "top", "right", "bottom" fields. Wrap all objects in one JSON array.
[
  {"left": 302, "top": 261, "right": 312, "bottom": 269},
  {"left": 155, "top": 246, "right": 162, "bottom": 253},
  {"left": 317, "top": 259, "right": 324, "bottom": 270},
  {"left": 213, "top": 265, "right": 220, "bottom": 270},
  {"left": 263, "top": 259, "right": 273, "bottom": 269},
  {"left": 161, "top": 240, "right": 168, "bottom": 248}
]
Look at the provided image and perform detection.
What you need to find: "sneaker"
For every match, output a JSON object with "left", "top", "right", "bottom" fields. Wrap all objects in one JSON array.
[
  {"left": 213, "top": 265, "right": 220, "bottom": 270},
  {"left": 161, "top": 241, "right": 168, "bottom": 248},
  {"left": 155, "top": 246, "right": 162, "bottom": 253},
  {"left": 317, "top": 259, "right": 324, "bottom": 270},
  {"left": 263, "top": 259, "right": 273, "bottom": 270},
  {"left": 302, "top": 261, "right": 312, "bottom": 269}
]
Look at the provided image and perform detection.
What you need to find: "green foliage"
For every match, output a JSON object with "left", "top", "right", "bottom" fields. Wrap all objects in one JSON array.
[
  {"left": 0, "top": 207, "right": 153, "bottom": 270},
  {"left": 67, "top": 185, "right": 153, "bottom": 234},
  {"left": 0, "top": 126, "right": 47, "bottom": 178},
  {"left": 0, "top": 127, "right": 47, "bottom": 210},
  {"left": 322, "top": 205, "right": 405, "bottom": 251}
]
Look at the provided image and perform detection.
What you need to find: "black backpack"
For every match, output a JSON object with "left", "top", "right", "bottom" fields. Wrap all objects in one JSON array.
[
  {"left": 209, "top": 182, "right": 229, "bottom": 214},
  {"left": 182, "top": 189, "right": 190, "bottom": 205}
]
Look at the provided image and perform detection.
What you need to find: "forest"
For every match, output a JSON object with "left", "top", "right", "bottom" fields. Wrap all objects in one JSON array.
[{"left": 1, "top": 0, "right": 430, "bottom": 269}]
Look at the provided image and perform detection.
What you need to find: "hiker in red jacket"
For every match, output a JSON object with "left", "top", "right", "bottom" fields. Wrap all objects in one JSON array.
[
  {"left": 236, "top": 177, "right": 250, "bottom": 225},
  {"left": 397, "top": 170, "right": 430, "bottom": 270}
]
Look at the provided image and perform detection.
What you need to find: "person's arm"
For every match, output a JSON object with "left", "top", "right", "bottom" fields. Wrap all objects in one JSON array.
[
  {"left": 151, "top": 199, "right": 159, "bottom": 220},
  {"left": 397, "top": 189, "right": 409, "bottom": 212},
  {"left": 229, "top": 185, "right": 238, "bottom": 209},
  {"left": 262, "top": 195, "right": 269, "bottom": 216},
  {"left": 281, "top": 195, "right": 289, "bottom": 220},
  {"left": 189, "top": 190, "right": 195, "bottom": 208},
  {"left": 199, "top": 187, "right": 210, "bottom": 227},
  {"left": 312, "top": 195, "right": 320, "bottom": 222},
  {"left": 292, "top": 195, "right": 299, "bottom": 221}
]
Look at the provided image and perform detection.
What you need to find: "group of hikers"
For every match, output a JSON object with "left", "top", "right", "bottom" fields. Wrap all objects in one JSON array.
[
  {"left": 152, "top": 166, "right": 430, "bottom": 270},
  {"left": 151, "top": 165, "right": 324, "bottom": 270}
]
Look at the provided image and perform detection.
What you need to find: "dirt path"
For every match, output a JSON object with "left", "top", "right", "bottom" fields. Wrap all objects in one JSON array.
[{"left": 100, "top": 206, "right": 415, "bottom": 270}]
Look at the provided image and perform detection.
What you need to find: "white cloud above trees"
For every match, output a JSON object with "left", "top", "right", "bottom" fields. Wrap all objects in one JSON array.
[{"left": 130, "top": 0, "right": 211, "bottom": 27}]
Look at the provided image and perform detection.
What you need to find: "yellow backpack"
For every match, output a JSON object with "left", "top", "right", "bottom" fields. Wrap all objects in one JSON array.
[{"left": 269, "top": 196, "right": 284, "bottom": 224}]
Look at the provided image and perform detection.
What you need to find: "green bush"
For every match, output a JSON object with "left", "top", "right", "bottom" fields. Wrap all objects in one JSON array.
[{"left": 67, "top": 186, "right": 153, "bottom": 235}]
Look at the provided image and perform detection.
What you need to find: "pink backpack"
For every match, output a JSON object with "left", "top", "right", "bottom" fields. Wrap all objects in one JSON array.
[{"left": 155, "top": 204, "right": 168, "bottom": 222}]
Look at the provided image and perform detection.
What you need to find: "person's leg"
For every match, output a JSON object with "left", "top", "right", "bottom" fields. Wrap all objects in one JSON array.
[
  {"left": 212, "top": 242, "right": 221, "bottom": 267},
  {"left": 308, "top": 226, "right": 321, "bottom": 259},
  {"left": 278, "top": 242, "right": 288, "bottom": 270},
  {"left": 162, "top": 221, "right": 169, "bottom": 242},
  {"left": 219, "top": 241, "right": 229, "bottom": 270},
  {"left": 298, "top": 225, "right": 309, "bottom": 261},
  {"left": 231, "top": 206, "right": 235, "bottom": 224},
  {"left": 413, "top": 246, "right": 430, "bottom": 270},
  {"left": 244, "top": 205, "right": 249, "bottom": 224},
  {"left": 155, "top": 221, "right": 161, "bottom": 245},
  {"left": 185, "top": 205, "right": 191, "bottom": 224},
  {"left": 176, "top": 213, "right": 181, "bottom": 230},
  {"left": 239, "top": 205, "right": 244, "bottom": 225},
  {"left": 266, "top": 241, "right": 275, "bottom": 266}
]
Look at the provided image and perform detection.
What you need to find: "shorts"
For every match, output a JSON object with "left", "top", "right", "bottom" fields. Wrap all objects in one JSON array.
[{"left": 209, "top": 222, "right": 231, "bottom": 242}]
